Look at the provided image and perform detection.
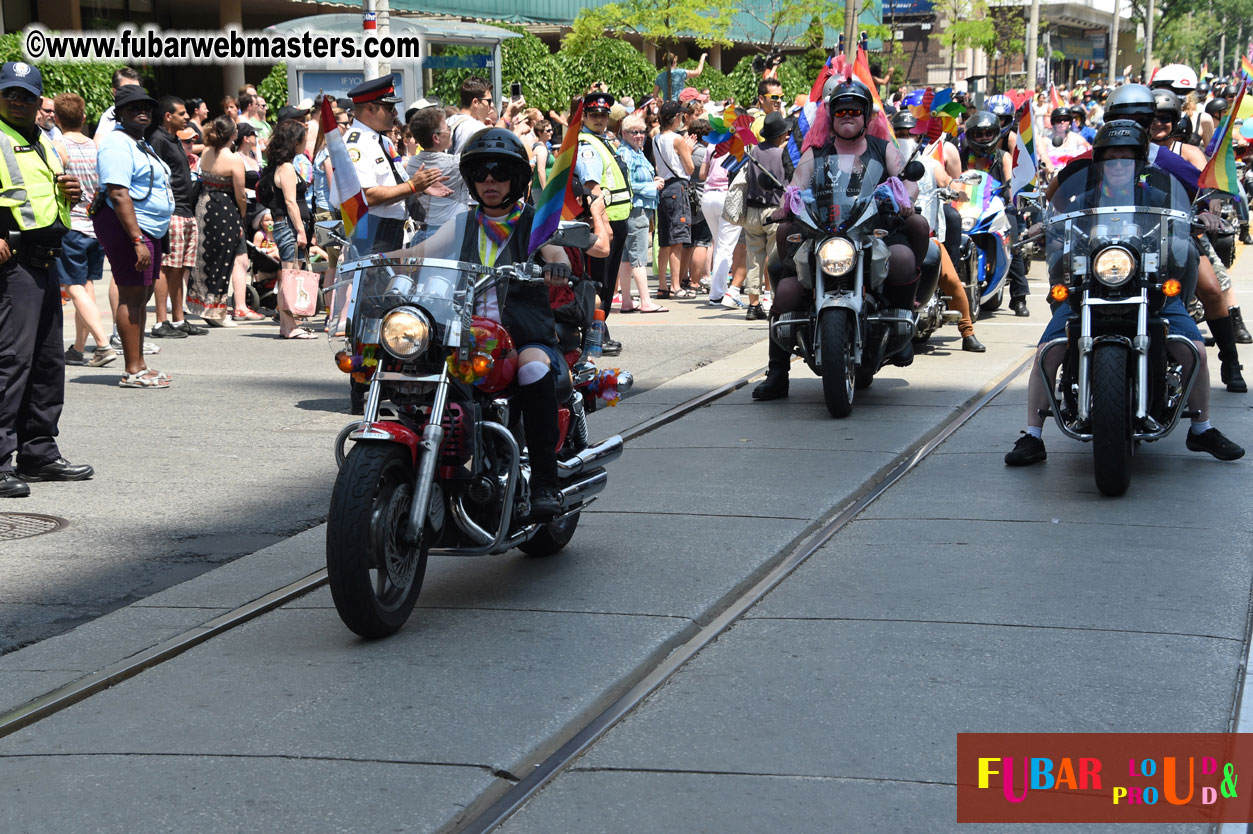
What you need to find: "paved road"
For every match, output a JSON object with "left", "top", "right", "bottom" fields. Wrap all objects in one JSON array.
[{"left": 0, "top": 260, "right": 1249, "bottom": 833}]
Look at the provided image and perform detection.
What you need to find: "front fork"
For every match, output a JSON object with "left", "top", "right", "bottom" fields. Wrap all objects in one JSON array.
[
  {"left": 395, "top": 366, "right": 449, "bottom": 545},
  {"left": 1074, "top": 293, "right": 1149, "bottom": 424}
]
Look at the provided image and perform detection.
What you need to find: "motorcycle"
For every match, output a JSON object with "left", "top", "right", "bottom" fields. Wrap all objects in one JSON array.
[
  {"left": 320, "top": 219, "right": 628, "bottom": 637},
  {"left": 949, "top": 169, "right": 1012, "bottom": 317},
  {"left": 1037, "top": 158, "right": 1202, "bottom": 496},
  {"left": 772, "top": 158, "right": 928, "bottom": 418}
]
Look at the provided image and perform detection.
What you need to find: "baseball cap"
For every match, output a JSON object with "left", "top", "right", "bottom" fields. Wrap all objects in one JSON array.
[
  {"left": 0, "top": 62, "right": 41, "bottom": 97},
  {"left": 276, "top": 105, "right": 309, "bottom": 122},
  {"left": 176, "top": 127, "right": 196, "bottom": 141},
  {"left": 660, "top": 100, "right": 684, "bottom": 123},
  {"left": 678, "top": 87, "right": 709, "bottom": 103}
]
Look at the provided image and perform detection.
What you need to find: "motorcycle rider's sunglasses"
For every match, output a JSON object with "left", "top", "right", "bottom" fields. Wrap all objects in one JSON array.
[
  {"left": 0, "top": 88, "right": 38, "bottom": 104},
  {"left": 468, "top": 160, "right": 513, "bottom": 183},
  {"left": 1152, "top": 113, "right": 1176, "bottom": 124},
  {"left": 969, "top": 129, "right": 998, "bottom": 143},
  {"left": 831, "top": 107, "right": 863, "bottom": 118}
]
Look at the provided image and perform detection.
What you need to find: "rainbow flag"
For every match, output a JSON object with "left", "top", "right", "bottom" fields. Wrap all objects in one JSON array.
[
  {"left": 1050, "top": 85, "right": 1063, "bottom": 110},
  {"left": 320, "top": 96, "right": 370, "bottom": 247},
  {"left": 528, "top": 101, "right": 584, "bottom": 257},
  {"left": 1010, "top": 100, "right": 1038, "bottom": 196},
  {"left": 1199, "top": 83, "right": 1247, "bottom": 196},
  {"left": 1241, "top": 55, "right": 1253, "bottom": 83},
  {"left": 853, "top": 46, "right": 897, "bottom": 149}
]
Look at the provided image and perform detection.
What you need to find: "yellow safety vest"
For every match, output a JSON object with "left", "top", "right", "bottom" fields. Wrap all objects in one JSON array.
[
  {"left": 579, "top": 131, "right": 633, "bottom": 222},
  {"left": 0, "top": 119, "right": 70, "bottom": 231}
]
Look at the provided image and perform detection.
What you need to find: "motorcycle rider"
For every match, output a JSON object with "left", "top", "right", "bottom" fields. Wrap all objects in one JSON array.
[
  {"left": 1151, "top": 64, "right": 1211, "bottom": 146},
  {"left": 960, "top": 110, "right": 1032, "bottom": 316},
  {"left": 401, "top": 128, "right": 573, "bottom": 519},
  {"left": 891, "top": 111, "right": 985, "bottom": 351},
  {"left": 1005, "top": 120, "right": 1244, "bottom": 466},
  {"left": 753, "top": 79, "right": 927, "bottom": 400}
]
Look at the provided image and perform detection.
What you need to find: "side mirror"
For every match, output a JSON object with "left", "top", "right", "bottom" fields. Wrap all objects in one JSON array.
[
  {"left": 901, "top": 161, "right": 926, "bottom": 182},
  {"left": 545, "top": 220, "right": 593, "bottom": 251},
  {"left": 314, "top": 220, "right": 345, "bottom": 248}
]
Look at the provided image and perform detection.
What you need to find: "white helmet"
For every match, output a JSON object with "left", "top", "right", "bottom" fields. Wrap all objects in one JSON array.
[{"left": 1151, "top": 64, "right": 1198, "bottom": 95}]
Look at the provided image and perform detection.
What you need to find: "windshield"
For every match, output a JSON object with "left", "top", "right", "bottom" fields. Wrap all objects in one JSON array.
[
  {"left": 800, "top": 152, "right": 886, "bottom": 233},
  {"left": 327, "top": 211, "right": 491, "bottom": 352},
  {"left": 1045, "top": 158, "right": 1192, "bottom": 280},
  {"left": 952, "top": 170, "right": 1005, "bottom": 218}
]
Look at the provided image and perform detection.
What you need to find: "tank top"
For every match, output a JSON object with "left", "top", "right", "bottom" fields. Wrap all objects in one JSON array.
[{"left": 653, "top": 132, "right": 685, "bottom": 181}]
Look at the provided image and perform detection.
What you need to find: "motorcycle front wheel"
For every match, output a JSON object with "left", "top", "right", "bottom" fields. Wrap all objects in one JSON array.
[
  {"left": 963, "top": 252, "right": 981, "bottom": 321},
  {"left": 820, "top": 310, "right": 856, "bottom": 418},
  {"left": 326, "top": 443, "right": 430, "bottom": 637},
  {"left": 1091, "top": 344, "right": 1134, "bottom": 497}
]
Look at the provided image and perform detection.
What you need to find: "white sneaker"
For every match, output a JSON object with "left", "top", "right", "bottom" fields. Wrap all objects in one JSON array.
[
  {"left": 721, "top": 286, "right": 745, "bottom": 309},
  {"left": 761, "top": 292, "right": 773, "bottom": 314},
  {"left": 143, "top": 340, "right": 161, "bottom": 355}
]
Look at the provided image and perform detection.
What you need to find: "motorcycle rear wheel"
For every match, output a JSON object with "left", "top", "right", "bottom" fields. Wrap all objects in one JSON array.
[
  {"left": 820, "top": 310, "right": 856, "bottom": 418},
  {"left": 519, "top": 511, "right": 581, "bottom": 557},
  {"left": 326, "top": 443, "right": 430, "bottom": 637},
  {"left": 1091, "top": 344, "right": 1134, "bottom": 497}
]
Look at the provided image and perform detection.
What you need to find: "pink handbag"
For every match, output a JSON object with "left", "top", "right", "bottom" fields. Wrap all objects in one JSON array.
[{"left": 279, "top": 260, "right": 318, "bottom": 318}]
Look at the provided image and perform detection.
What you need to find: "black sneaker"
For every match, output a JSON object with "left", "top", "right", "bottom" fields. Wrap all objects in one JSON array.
[
  {"left": 529, "top": 485, "right": 563, "bottom": 521},
  {"left": 1186, "top": 427, "right": 1245, "bottom": 461},
  {"left": 64, "top": 346, "right": 86, "bottom": 366},
  {"left": 150, "top": 321, "right": 188, "bottom": 339},
  {"left": 1005, "top": 432, "right": 1047, "bottom": 466},
  {"left": 176, "top": 321, "right": 209, "bottom": 336},
  {"left": 745, "top": 304, "right": 767, "bottom": 321}
]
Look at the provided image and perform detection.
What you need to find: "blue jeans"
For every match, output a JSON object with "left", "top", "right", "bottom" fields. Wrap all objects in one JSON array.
[
  {"left": 1039, "top": 296, "right": 1203, "bottom": 344},
  {"left": 271, "top": 217, "right": 297, "bottom": 263}
]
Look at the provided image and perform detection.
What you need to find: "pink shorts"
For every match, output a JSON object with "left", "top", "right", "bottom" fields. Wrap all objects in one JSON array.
[{"left": 165, "top": 214, "right": 198, "bottom": 269}]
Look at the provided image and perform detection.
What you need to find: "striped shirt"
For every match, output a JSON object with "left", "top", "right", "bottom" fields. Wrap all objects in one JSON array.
[{"left": 61, "top": 134, "right": 99, "bottom": 236}]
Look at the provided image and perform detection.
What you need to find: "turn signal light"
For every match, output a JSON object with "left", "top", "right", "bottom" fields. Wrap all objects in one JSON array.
[
  {"left": 1050, "top": 284, "right": 1069, "bottom": 302},
  {"left": 470, "top": 352, "right": 493, "bottom": 376},
  {"left": 1162, "top": 279, "right": 1182, "bottom": 297},
  {"left": 335, "top": 350, "right": 353, "bottom": 373}
]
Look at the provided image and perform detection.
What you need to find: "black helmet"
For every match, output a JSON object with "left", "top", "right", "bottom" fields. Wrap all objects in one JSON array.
[
  {"left": 1071, "top": 105, "right": 1087, "bottom": 126},
  {"left": 1205, "top": 97, "right": 1229, "bottom": 119},
  {"left": 1049, "top": 105, "right": 1075, "bottom": 124},
  {"left": 1104, "top": 84, "right": 1156, "bottom": 129},
  {"left": 459, "top": 127, "right": 531, "bottom": 207},
  {"left": 1092, "top": 119, "right": 1149, "bottom": 162},
  {"left": 1152, "top": 88, "right": 1182, "bottom": 123},
  {"left": 1223, "top": 83, "right": 1242, "bottom": 100},
  {"left": 965, "top": 110, "right": 1001, "bottom": 154},
  {"left": 890, "top": 110, "right": 917, "bottom": 132},
  {"left": 825, "top": 79, "right": 873, "bottom": 131},
  {"left": 1197, "top": 80, "right": 1212, "bottom": 96}
]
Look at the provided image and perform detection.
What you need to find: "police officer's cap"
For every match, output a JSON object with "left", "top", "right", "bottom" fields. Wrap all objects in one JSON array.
[
  {"left": 348, "top": 76, "right": 402, "bottom": 106},
  {"left": 583, "top": 91, "right": 615, "bottom": 113},
  {"left": 0, "top": 62, "right": 42, "bottom": 97}
]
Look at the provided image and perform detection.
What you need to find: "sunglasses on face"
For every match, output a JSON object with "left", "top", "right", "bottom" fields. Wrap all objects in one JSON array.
[
  {"left": 970, "top": 131, "right": 998, "bottom": 143},
  {"left": 626, "top": 129, "right": 646, "bottom": 135},
  {"left": 831, "top": 108, "right": 863, "bottom": 118},
  {"left": 0, "top": 88, "right": 39, "bottom": 104},
  {"left": 468, "top": 160, "right": 513, "bottom": 183},
  {"left": 1152, "top": 114, "right": 1176, "bottom": 124},
  {"left": 765, "top": 94, "right": 784, "bottom": 101}
]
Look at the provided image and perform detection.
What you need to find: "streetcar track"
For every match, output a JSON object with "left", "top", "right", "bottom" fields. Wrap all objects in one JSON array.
[
  {"left": 450, "top": 350, "right": 1035, "bottom": 834},
  {"left": 0, "top": 361, "right": 773, "bottom": 741}
]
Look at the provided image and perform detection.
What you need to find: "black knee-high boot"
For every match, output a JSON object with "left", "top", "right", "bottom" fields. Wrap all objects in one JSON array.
[
  {"left": 516, "top": 372, "right": 563, "bottom": 516},
  {"left": 1209, "top": 315, "right": 1248, "bottom": 393},
  {"left": 752, "top": 331, "right": 791, "bottom": 400}
]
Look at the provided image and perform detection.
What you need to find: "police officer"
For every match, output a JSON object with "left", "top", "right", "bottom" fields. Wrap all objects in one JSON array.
[
  {"left": 577, "top": 90, "right": 633, "bottom": 356},
  {"left": 0, "top": 62, "right": 92, "bottom": 497},
  {"left": 343, "top": 76, "right": 447, "bottom": 255}
]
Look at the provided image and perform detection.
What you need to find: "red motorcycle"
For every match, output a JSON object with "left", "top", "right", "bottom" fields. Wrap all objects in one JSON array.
[{"left": 321, "top": 221, "right": 630, "bottom": 637}]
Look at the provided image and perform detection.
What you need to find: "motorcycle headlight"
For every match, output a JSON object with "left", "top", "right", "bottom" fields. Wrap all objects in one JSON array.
[
  {"left": 818, "top": 237, "right": 857, "bottom": 276},
  {"left": 380, "top": 306, "right": 431, "bottom": 359},
  {"left": 1093, "top": 247, "right": 1136, "bottom": 287},
  {"left": 961, "top": 214, "right": 977, "bottom": 232}
]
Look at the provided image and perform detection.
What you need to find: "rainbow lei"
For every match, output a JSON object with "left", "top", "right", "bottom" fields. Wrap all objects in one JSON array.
[
  {"left": 350, "top": 345, "right": 379, "bottom": 384},
  {"left": 586, "top": 368, "right": 624, "bottom": 407},
  {"left": 446, "top": 328, "right": 500, "bottom": 385}
]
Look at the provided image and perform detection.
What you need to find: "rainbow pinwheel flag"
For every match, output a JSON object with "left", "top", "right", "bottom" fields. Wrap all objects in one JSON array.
[
  {"left": 528, "top": 101, "right": 585, "bottom": 257},
  {"left": 320, "top": 96, "right": 370, "bottom": 247},
  {"left": 1199, "top": 83, "right": 1247, "bottom": 196}
]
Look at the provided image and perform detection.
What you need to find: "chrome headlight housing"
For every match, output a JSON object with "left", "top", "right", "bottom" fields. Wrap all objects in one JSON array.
[
  {"left": 380, "top": 306, "right": 432, "bottom": 359},
  {"left": 960, "top": 214, "right": 977, "bottom": 232},
  {"left": 818, "top": 237, "right": 857, "bottom": 276},
  {"left": 1093, "top": 247, "right": 1136, "bottom": 287}
]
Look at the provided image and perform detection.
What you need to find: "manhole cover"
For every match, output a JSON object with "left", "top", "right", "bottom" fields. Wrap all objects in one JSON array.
[{"left": 0, "top": 513, "right": 68, "bottom": 541}]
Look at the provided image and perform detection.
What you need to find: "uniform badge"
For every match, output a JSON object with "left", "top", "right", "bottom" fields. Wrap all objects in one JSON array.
[
  {"left": 579, "top": 147, "right": 595, "bottom": 160},
  {"left": 349, "top": 148, "right": 360, "bottom": 162},
  {"left": 13, "top": 63, "right": 30, "bottom": 77}
]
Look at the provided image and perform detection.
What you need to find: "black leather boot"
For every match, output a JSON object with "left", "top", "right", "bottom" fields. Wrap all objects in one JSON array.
[
  {"left": 517, "top": 372, "right": 563, "bottom": 520},
  {"left": 1231, "top": 306, "right": 1252, "bottom": 344},
  {"left": 1209, "top": 315, "right": 1248, "bottom": 393},
  {"left": 1241, "top": 223, "right": 1253, "bottom": 246},
  {"left": 752, "top": 336, "right": 791, "bottom": 400}
]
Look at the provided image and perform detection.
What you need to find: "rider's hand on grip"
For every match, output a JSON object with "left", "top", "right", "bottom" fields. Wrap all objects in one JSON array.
[{"left": 542, "top": 261, "right": 572, "bottom": 288}]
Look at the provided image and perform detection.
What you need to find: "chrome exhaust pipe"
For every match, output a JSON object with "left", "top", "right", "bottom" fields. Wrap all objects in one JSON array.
[
  {"left": 558, "top": 434, "right": 624, "bottom": 479},
  {"left": 560, "top": 468, "right": 608, "bottom": 503}
]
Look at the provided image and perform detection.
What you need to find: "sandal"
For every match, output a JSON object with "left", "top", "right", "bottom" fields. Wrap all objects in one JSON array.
[
  {"left": 119, "top": 369, "right": 171, "bottom": 389},
  {"left": 655, "top": 288, "right": 672, "bottom": 300},
  {"left": 282, "top": 328, "right": 318, "bottom": 340},
  {"left": 233, "top": 308, "right": 265, "bottom": 321},
  {"left": 675, "top": 288, "right": 697, "bottom": 299},
  {"left": 639, "top": 305, "right": 669, "bottom": 313}
]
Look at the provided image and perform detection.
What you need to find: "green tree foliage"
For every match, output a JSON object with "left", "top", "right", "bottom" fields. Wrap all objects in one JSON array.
[
  {"left": 735, "top": 0, "right": 843, "bottom": 52},
  {"left": 802, "top": 16, "right": 832, "bottom": 83},
  {"left": 553, "top": 38, "right": 658, "bottom": 105},
  {"left": 564, "top": 0, "right": 739, "bottom": 54},
  {"left": 932, "top": 0, "right": 996, "bottom": 85},
  {"left": 0, "top": 32, "right": 123, "bottom": 128},
  {"left": 499, "top": 28, "right": 565, "bottom": 116},
  {"left": 257, "top": 63, "right": 289, "bottom": 122}
]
